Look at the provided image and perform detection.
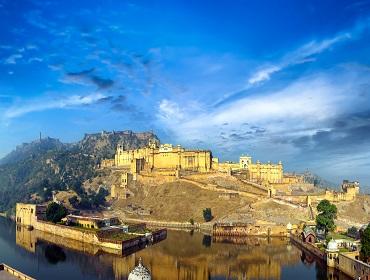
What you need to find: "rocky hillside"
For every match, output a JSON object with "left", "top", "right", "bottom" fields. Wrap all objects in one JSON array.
[
  {"left": 302, "top": 171, "right": 337, "bottom": 189},
  {"left": 0, "top": 130, "right": 158, "bottom": 212},
  {"left": 0, "top": 137, "right": 67, "bottom": 165}
]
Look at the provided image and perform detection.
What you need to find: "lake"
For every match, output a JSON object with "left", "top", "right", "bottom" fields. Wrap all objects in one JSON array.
[{"left": 0, "top": 217, "right": 350, "bottom": 280}]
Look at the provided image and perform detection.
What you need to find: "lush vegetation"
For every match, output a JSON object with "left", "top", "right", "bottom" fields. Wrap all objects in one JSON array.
[
  {"left": 0, "top": 131, "right": 158, "bottom": 212},
  {"left": 106, "top": 231, "right": 149, "bottom": 241},
  {"left": 68, "top": 188, "right": 109, "bottom": 210},
  {"left": 361, "top": 224, "right": 370, "bottom": 262},
  {"left": 347, "top": 226, "right": 358, "bottom": 238},
  {"left": 46, "top": 202, "right": 68, "bottom": 223},
  {"left": 327, "top": 232, "right": 354, "bottom": 241},
  {"left": 203, "top": 208, "right": 213, "bottom": 222},
  {"left": 316, "top": 199, "right": 337, "bottom": 235}
]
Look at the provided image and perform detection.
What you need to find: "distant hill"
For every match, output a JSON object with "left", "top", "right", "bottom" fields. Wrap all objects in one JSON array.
[
  {"left": 302, "top": 171, "right": 337, "bottom": 189},
  {"left": 0, "top": 137, "right": 67, "bottom": 166},
  {"left": 0, "top": 130, "right": 158, "bottom": 212}
]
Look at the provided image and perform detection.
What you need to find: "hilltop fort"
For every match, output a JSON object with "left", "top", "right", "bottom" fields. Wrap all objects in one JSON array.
[{"left": 92, "top": 137, "right": 364, "bottom": 232}]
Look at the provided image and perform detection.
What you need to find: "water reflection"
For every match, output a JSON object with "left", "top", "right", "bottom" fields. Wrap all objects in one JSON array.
[
  {"left": 44, "top": 244, "right": 66, "bottom": 264},
  {"left": 0, "top": 218, "right": 351, "bottom": 279}
]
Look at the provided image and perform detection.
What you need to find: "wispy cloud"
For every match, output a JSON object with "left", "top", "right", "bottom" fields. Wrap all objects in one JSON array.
[
  {"left": 4, "top": 54, "right": 23, "bottom": 64},
  {"left": 248, "top": 66, "right": 280, "bottom": 84},
  {"left": 3, "top": 93, "right": 106, "bottom": 119},
  {"left": 158, "top": 99, "right": 185, "bottom": 121},
  {"left": 247, "top": 17, "right": 370, "bottom": 85},
  {"left": 214, "top": 17, "right": 370, "bottom": 107},
  {"left": 157, "top": 65, "right": 370, "bottom": 160},
  {"left": 248, "top": 33, "right": 351, "bottom": 85}
]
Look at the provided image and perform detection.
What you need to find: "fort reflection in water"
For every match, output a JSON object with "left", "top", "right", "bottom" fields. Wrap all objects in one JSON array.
[{"left": 14, "top": 224, "right": 329, "bottom": 280}]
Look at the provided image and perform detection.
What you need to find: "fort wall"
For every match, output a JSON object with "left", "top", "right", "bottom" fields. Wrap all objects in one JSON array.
[
  {"left": 15, "top": 204, "right": 121, "bottom": 251},
  {"left": 0, "top": 263, "right": 35, "bottom": 280},
  {"left": 213, "top": 223, "right": 288, "bottom": 237},
  {"left": 290, "top": 234, "right": 325, "bottom": 260},
  {"left": 274, "top": 187, "right": 359, "bottom": 206},
  {"left": 291, "top": 234, "right": 370, "bottom": 279},
  {"left": 337, "top": 252, "right": 370, "bottom": 279}
]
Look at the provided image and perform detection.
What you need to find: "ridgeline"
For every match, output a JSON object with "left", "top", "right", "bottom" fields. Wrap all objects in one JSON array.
[{"left": 0, "top": 130, "right": 158, "bottom": 212}]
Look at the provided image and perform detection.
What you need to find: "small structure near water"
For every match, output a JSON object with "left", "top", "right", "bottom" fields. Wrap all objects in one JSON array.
[
  {"left": 292, "top": 229, "right": 370, "bottom": 279},
  {"left": 0, "top": 263, "right": 35, "bottom": 280},
  {"left": 326, "top": 239, "right": 339, "bottom": 268},
  {"left": 63, "top": 215, "right": 120, "bottom": 229},
  {"left": 15, "top": 203, "right": 167, "bottom": 255},
  {"left": 301, "top": 227, "right": 316, "bottom": 244},
  {"left": 128, "top": 258, "right": 151, "bottom": 280}
]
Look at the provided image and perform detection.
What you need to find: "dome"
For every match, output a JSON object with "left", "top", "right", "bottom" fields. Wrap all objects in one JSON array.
[
  {"left": 327, "top": 239, "right": 338, "bottom": 251},
  {"left": 128, "top": 258, "right": 151, "bottom": 280}
]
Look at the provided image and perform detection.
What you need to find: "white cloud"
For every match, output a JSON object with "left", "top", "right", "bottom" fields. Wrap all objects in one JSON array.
[
  {"left": 28, "top": 57, "right": 43, "bottom": 63},
  {"left": 157, "top": 67, "right": 369, "bottom": 157},
  {"left": 248, "top": 30, "right": 353, "bottom": 85},
  {"left": 4, "top": 54, "right": 23, "bottom": 64},
  {"left": 158, "top": 99, "right": 184, "bottom": 121},
  {"left": 3, "top": 93, "right": 106, "bottom": 119},
  {"left": 248, "top": 66, "right": 280, "bottom": 84},
  {"left": 26, "top": 44, "right": 38, "bottom": 50}
]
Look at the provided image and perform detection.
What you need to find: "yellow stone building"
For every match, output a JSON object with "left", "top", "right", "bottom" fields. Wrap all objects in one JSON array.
[
  {"left": 16, "top": 203, "right": 46, "bottom": 227},
  {"left": 107, "top": 139, "right": 212, "bottom": 173},
  {"left": 111, "top": 173, "right": 133, "bottom": 199},
  {"left": 64, "top": 215, "right": 120, "bottom": 229},
  {"left": 239, "top": 155, "right": 283, "bottom": 184}
]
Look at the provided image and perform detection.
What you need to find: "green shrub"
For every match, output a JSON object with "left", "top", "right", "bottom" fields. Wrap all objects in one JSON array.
[
  {"left": 46, "top": 202, "right": 68, "bottom": 223},
  {"left": 316, "top": 200, "right": 337, "bottom": 235},
  {"left": 203, "top": 208, "right": 213, "bottom": 222},
  {"left": 361, "top": 224, "right": 370, "bottom": 262}
]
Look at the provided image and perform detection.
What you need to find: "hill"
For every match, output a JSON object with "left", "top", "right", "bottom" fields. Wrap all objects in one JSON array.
[
  {"left": 301, "top": 171, "right": 337, "bottom": 189},
  {"left": 0, "top": 130, "right": 158, "bottom": 212}
]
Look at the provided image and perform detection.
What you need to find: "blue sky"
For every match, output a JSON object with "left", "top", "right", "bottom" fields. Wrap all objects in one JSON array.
[{"left": 1, "top": 0, "right": 370, "bottom": 186}]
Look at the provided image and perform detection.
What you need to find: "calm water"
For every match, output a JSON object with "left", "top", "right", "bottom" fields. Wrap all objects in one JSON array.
[{"left": 0, "top": 217, "right": 349, "bottom": 280}]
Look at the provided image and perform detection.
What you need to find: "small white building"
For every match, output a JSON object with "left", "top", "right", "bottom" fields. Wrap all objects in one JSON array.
[{"left": 128, "top": 258, "right": 151, "bottom": 280}]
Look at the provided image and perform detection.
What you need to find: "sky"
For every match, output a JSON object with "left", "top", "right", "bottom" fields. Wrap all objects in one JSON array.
[{"left": 0, "top": 0, "right": 370, "bottom": 187}]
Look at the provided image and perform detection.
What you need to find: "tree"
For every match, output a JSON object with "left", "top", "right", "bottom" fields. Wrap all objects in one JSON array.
[
  {"left": 347, "top": 226, "right": 358, "bottom": 238},
  {"left": 78, "top": 197, "right": 92, "bottom": 209},
  {"left": 40, "top": 179, "right": 52, "bottom": 200},
  {"left": 316, "top": 199, "right": 337, "bottom": 235},
  {"left": 361, "top": 224, "right": 370, "bottom": 262},
  {"left": 203, "top": 208, "right": 213, "bottom": 222},
  {"left": 68, "top": 196, "right": 79, "bottom": 208},
  {"left": 46, "top": 202, "right": 68, "bottom": 223},
  {"left": 91, "top": 188, "right": 108, "bottom": 207}
]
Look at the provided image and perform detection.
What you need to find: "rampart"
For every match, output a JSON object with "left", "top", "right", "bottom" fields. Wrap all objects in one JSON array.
[
  {"left": 213, "top": 223, "right": 288, "bottom": 237},
  {"left": 290, "top": 234, "right": 325, "bottom": 260},
  {"left": 337, "top": 252, "right": 370, "bottom": 279},
  {"left": 15, "top": 203, "right": 167, "bottom": 253},
  {"left": 0, "top": 263, "right": 35, "bottom": 280}
]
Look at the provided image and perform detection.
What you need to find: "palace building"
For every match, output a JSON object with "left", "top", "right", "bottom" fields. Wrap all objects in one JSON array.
[
  {"left": 103, "top": 139, "right": 213, "bottom": 173},
  {"left": 239, "top": 155, "right": 283, "bottom": 184}
]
